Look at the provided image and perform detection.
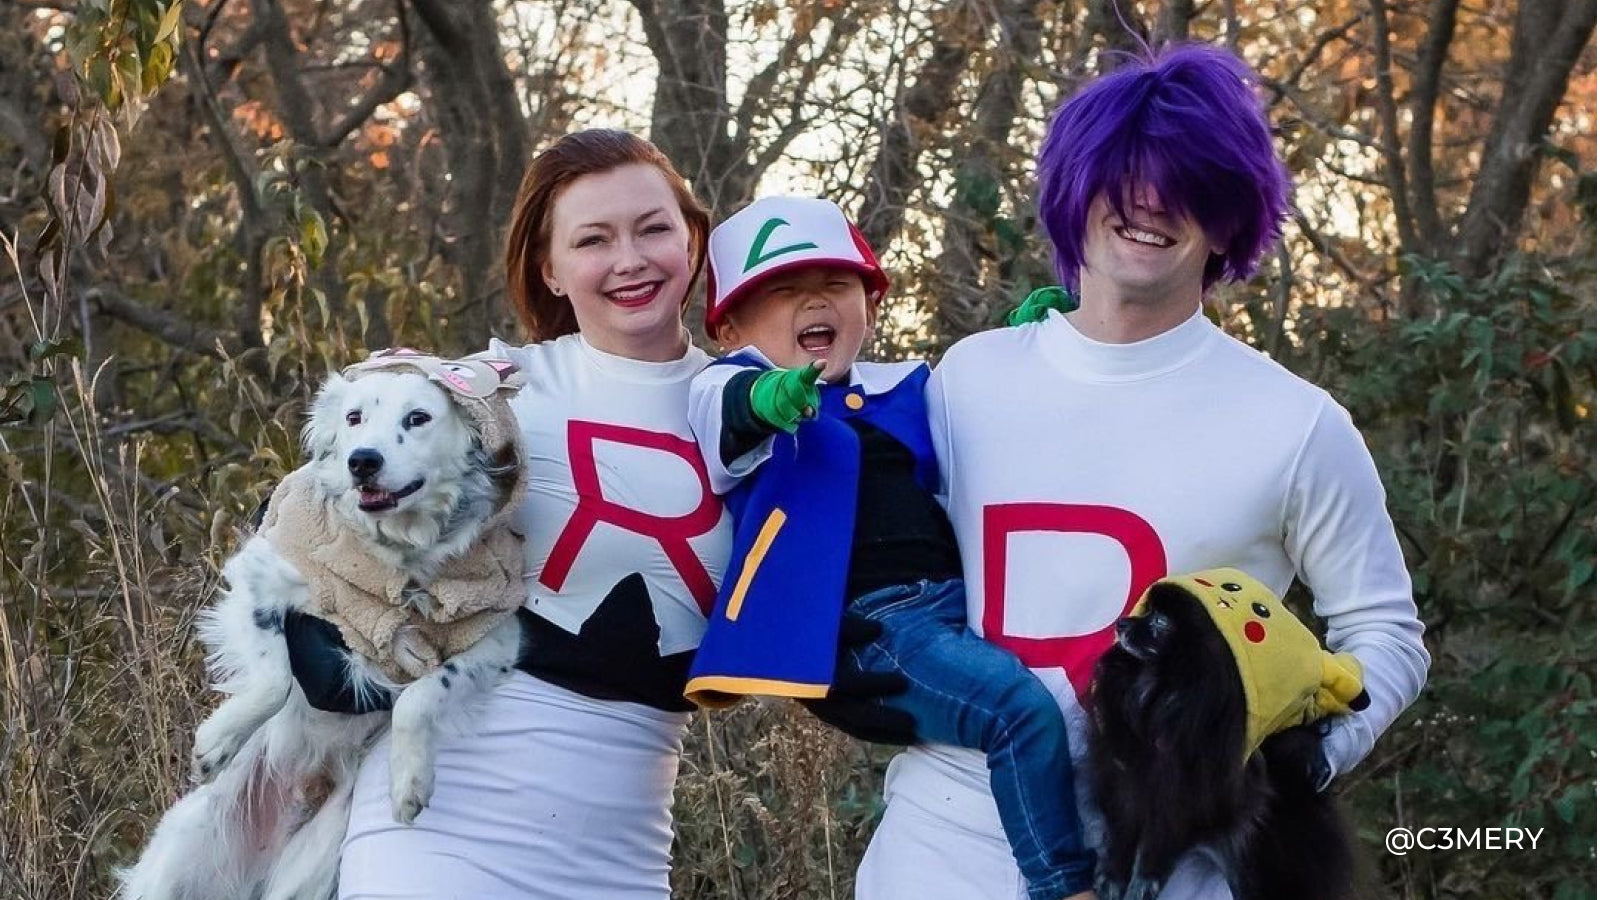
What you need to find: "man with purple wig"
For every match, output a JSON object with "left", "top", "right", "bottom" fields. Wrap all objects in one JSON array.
[{"left": 853, "top": 44, "right": 1429, "bottom": 900}]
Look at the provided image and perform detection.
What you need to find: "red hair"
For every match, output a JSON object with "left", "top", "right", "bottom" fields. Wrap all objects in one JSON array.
[{"left": 504, "top": 130, "right": 710, "bottom": 341}]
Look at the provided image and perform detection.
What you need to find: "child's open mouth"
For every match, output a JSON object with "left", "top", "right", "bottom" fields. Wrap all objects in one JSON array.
[{"left": 797, "top": 324, "right": 836, "bottom": 355}]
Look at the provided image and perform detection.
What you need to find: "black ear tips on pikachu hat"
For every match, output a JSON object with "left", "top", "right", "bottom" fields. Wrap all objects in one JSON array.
[{"left": 1349, "top": 689, "right": 1371, "bottom": 712}]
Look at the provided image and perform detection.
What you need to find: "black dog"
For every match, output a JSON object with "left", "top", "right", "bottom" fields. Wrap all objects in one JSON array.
[{"left": 1088, "top": 581, "right": 1364, "bottom": 900}]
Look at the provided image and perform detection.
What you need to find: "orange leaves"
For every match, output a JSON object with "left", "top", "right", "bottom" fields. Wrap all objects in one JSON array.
[
  {"left": 362, "top": 122, "right": 397, "bottom": 169},
  {"left": 365, "top": 123, "right": 399, "bottom": 148},
  {"left": 371, "top": 39, "right": 403, "bottom": 64},
  {"left": 232, "top": 100, "right": 285, "bottom": 140}
]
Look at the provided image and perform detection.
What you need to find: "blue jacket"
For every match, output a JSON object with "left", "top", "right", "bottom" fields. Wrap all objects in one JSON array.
[{"left": 686, "top": 353, "right": 937, "bottom": 705}]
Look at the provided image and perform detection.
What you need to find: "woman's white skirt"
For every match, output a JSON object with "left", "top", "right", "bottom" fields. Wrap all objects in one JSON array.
[{"left": 339, "top": 672, "right": 689, "bottom": 900}]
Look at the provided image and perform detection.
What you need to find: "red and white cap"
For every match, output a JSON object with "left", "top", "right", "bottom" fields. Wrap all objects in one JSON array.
[{"left": 704, "top": 196, "right": 889, "bottom": 338}]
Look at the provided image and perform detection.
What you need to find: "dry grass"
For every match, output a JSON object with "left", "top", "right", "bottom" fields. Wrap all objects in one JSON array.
[
  {"left": 674, "top": 701, "right": 890, "bottom": 900},
  {"left": 1, "top": 364, "right": 220, "bottom": 899}
]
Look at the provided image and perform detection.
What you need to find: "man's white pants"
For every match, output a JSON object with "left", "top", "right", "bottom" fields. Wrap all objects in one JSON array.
[{"left": 855, "top": 746, "right": 1234, "bottom": 900}]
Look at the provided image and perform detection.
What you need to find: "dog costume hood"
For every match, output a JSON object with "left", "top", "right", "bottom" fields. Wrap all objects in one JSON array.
[
  {"left": 261, "top": 348, "right": 528, "bottom": 683},
  {"left": 1130, "top": 567, "right": 1367, "bottom": 759}
]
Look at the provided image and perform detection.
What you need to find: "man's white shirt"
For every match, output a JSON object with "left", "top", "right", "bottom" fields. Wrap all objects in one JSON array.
[{"left": 856, "top": 307, "right": 1429, "bottom": 900}]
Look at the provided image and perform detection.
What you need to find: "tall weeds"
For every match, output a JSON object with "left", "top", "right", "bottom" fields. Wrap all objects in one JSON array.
[{"left": 2, "top": 237, "right": 216, "bottom": 896}]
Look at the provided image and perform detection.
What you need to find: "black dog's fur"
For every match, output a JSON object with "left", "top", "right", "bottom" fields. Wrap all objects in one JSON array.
[{"left": 1088, "top": 584, "right": 1361, "bottom": 900}]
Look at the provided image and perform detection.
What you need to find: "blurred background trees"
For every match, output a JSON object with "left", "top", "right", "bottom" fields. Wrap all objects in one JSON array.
[{"left": 1, "top": 1, "right": 1592, "bottom": 897}]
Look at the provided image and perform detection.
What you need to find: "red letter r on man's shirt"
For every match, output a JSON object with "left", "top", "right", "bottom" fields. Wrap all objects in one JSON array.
[{"left": 982, "top": 503, "right": 1166, "bottom": 697}]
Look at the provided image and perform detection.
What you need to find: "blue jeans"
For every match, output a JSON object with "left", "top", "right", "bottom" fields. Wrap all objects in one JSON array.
[{"left": 850, "top": 578, "right": 1095, "bottom": 900}]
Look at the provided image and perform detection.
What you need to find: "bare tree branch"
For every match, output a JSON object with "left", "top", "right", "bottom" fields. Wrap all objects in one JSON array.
[
  {"left": 198, "top": 0, "right": 265, "bottom": 87},
  {"left": 1084, "top": 0, "right": 1149, "bottom": 70},
  {"left": 1267, "top": 240, "right": 1292, "bottom": 358},
  {"left": 0, "top": 91, "right": 48, "bottom": 171},
  {"left": 1405, "top": 0, "right": 1460, "bottom": 250},
  {"left": 177, "top": 35, "right": 268, "bottom": 353},
  {"left": 934, "top": 0, "right": 1045, "bottom": 342},
  {"left": 249, "top": 0, "right": 329, "bottom": 143},
  {"left": 1318, "top": 155, "right": 1395, "bottom": 188},
  {"left": 744, "top": 14, "right": 861, "bottom": 184},
  {"left": 405, "top": 0, "right": 528, "bottom": 349},
  {"left": 1153, "top": 0, "right": 1196, "bottom": 45},
  {"left": 318, "top": 0, "right": 413, "bottom": 149},
  {"left": 637, "top": 0, "right": 861, "bottom": 213},
  {"left": 1262, "top": 76, "right": 1385, "bottom": 150},
  {"left": 632, "top": 0, "right": 734, "bottom": 208},
  {"left": 1220, "top": 0, "right": 1240, "bottom": 52},
  {"left": 1290, "top": 208, "right": 1376, "bottom": 289},
  {"left": 1366, "top": 0, "right": 1421, "bottom": 262},
  {"left": 857, "top": 2, "right": 976, "bottom": 254},
  {"left": 250, "top": 0, "right": 355, "bottom": 326},
  {"left": 1455, "top": 0, "right": 1595, "bottom": 277},
  {"left": 730, "top": 12, "right": 829, "bottom": 158},
  {"left": 198, "top": 0, "right": 236, "bottom": 49},
  {"left": 405, "top": 0, "right": 461, "bottom": 45},
  {"left": 89, "top": 287, "right": 243, "bottom": 361},
  {"left": 1265, "top": 16, "right": 1362, "bottom": 107}
]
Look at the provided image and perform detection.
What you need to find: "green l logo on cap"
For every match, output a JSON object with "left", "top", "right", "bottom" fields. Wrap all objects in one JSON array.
[{"left": 744, "top": 218, "right": 818, "bottom": 271}]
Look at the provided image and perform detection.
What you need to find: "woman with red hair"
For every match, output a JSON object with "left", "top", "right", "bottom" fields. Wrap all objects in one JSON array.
[{"left": 289, "top": 129, "right": 725, "bottom": 899}]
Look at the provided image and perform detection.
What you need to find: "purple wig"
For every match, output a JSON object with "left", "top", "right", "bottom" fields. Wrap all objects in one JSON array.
[{"left": 1037, "top": 44, "right": 1291, "bottom": 291}]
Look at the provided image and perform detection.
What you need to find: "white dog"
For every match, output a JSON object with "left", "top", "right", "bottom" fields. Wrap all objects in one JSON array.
[{"left": 121, "top": 352, "right": 530, "bottom": 900}]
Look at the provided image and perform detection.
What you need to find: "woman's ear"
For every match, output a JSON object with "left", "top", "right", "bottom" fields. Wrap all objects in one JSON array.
[
  {"left": 541, "top": 259, "right": 562, "bottom": 297},
  {"left": 302, "top": 373, "right": 350, "bottom": 460}
]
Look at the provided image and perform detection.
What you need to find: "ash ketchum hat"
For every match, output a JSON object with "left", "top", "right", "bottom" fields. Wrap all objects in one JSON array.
[{"left": 704, "top": 197, "right": 890, "bottom": 338}]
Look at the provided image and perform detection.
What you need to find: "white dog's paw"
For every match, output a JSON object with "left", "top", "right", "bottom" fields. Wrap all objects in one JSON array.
[
  {"left": 190, "top": 719, "right": 245, "bottom": 783},
  {"left": 390, "top": 624, "right": 441, "bottom": 682},
  {"left": 389, "top": 759, "right": 435, "bottom": 825}
]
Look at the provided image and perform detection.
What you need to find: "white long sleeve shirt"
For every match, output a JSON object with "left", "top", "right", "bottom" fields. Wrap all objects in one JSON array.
[
  {"left": 488, "top": 333, "right": 731, "bottom": 657},
  {"left": 923, "top": 307, "right": 1429, "bottom": 780}
]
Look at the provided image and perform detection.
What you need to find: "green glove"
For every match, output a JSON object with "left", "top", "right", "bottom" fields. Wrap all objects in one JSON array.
[
  {"left": 749, "top": 362, "right": 824, "bottom": 433},
  {"left": 1006, "top": 285, "right": 1078, "bottom": 326}
]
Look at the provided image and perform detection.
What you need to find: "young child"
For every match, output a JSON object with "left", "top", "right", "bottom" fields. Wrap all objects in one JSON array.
[{"left": 685, "top": 197, "right": 1096, "bottom": 900}]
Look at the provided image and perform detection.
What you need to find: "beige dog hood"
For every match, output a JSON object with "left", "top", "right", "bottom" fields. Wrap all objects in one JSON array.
[{"left": 262, "top": 348, "right": 531, "bottom": 683}]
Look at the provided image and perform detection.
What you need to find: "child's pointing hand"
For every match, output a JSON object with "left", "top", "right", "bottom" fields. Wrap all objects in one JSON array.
[{"left": 750, "top": 360, "right": 824, "bottom": 433}]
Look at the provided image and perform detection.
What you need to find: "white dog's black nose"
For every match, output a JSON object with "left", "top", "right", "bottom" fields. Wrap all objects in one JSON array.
[{"left": 348, "top": 448, "right": 384, "bottom": 480}]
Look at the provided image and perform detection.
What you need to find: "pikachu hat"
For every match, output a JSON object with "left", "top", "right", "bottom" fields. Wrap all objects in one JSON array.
[{"left": 1129, "top": 567, "right": 1370, "bottom": 758}]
